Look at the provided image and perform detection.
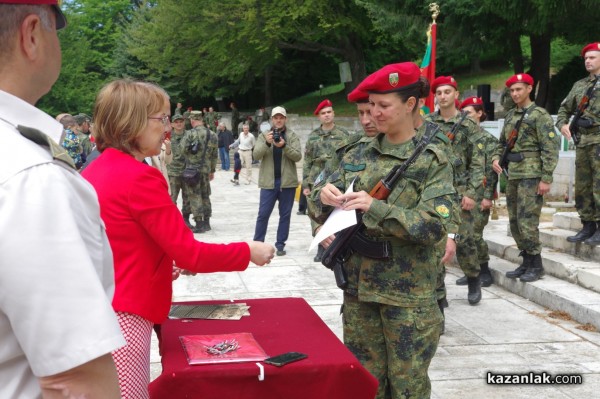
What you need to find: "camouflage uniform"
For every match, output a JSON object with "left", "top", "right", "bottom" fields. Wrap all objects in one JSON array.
[
  {"left": 556, "top": 75, "right": 600, "bottom": 223},
  {"left": 425, "top": 112, "right": 485, "bottom": 279},
  {"left": 303, "top": 124, "right": 350, "bottom": 249},
  {"left": 493, "top": 104, "right": 560, "bottom": 255},
  {"left": 180, "top": 126, "right": 218, "bottom": 227},
  {"left": 167, "top": 130, "right": 190, "bottom": 218},
  {"left": 311, "top": 131, "right": 456, "bottom": 399},
  {"left": 77, "top": 132, "right": 93, "bottom": 159},
  {"left": 473, "top": 127, "right": 499, "bottom": 264},
  {"left": 204, "top": 111, "right": 220, "bottom": 129}
]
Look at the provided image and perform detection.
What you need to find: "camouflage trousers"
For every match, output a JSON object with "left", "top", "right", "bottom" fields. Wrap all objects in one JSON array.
[
  {"left": 506, "top": 178, "right": 543, "bottom": 255},
  {"left": 472, "top": 203, "right": 491, "bottom": 264},
  {"left": 182, "top": 173, "right": 212, "bottom": 220},
  {"left": 168, "top": 175, "right": 190, "bottom": 215},
  {"left": 343, "top": 294, "right": 442, "bottom": 399},
  {"left": 456, "top": 208, "right": 480, "bottom": 278},
  {"left": 574, "top": 143, "right": 600, "bottom": 221}
]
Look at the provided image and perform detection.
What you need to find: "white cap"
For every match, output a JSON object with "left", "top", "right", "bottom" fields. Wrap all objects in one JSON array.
[{"left": 271, "top": 106, "right": 287, "bottom": 117}]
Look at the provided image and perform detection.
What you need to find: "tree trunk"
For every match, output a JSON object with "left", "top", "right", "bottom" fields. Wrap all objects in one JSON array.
[
  {"left": 529, "top": 33, "right": 552, "bottom": 108},
  {"left": 508, "top": 34, "right": 524, "bottom": 74},
  {"left": 339, "top": 34, "right": 366, "bottom": 94},
  {"left": 264, "top": 66, "right": 272, "bottom": 107}
]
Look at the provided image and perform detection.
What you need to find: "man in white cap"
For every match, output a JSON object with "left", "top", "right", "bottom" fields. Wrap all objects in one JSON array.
[
  {"left": 252, "top": 106, "right": 302, "bottom": 255},
  {"left": 0, "top": 1, "right": 124, "bottom": 397}
]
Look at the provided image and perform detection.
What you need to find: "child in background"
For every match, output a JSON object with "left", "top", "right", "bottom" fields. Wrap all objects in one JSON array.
[{"left": 231, "top": 151, "right": 242, "bottom": 185}]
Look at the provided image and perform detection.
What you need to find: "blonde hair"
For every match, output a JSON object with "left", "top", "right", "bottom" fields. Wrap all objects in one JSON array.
[{"left": 93, "top": 79, "right": 169, "bottom": 154}]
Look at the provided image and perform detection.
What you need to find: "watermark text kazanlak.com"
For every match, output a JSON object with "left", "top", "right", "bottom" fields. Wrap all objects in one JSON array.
[{"left": 487, "top": 371, "right": 583, "bottom": 385}]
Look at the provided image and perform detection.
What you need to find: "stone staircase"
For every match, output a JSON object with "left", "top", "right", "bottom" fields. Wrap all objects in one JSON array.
[{"left": 482, "top": 211, "right": 600, "bottom": 330}]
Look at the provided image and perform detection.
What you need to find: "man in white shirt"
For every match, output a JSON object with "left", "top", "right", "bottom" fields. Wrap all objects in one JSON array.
[
  {"left": 0, "top": 2, "right": 124, "bottom": 398},
  {"left": 230, "top": 123, "right": 257, "bottom": 184}
]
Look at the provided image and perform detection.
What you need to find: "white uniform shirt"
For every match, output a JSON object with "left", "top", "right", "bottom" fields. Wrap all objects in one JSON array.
[{"left": 0, "top": 90, "right": 125, "bottom": 398}]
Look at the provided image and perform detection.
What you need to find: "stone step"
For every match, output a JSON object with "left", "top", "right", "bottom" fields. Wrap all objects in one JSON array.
[
  {"left": 467, "top": 255, "right": 600, "bottom": 331},
  {"left": 553, "top": 211, "right": 582, "bottom": 231},
  {"left": 484, "top": 219, "right": 600, "bottom": 295}
]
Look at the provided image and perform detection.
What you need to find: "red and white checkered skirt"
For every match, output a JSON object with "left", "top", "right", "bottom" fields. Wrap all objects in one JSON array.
[{"left": 112, "top": 311, "right": 153, "bottom": 399}]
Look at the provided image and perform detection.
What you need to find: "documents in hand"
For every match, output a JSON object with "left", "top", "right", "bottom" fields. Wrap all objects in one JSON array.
[
  {"left": 180, "top": 333, "right": 267, "bottom": 365},
  {"left": 169, "top": 303, "right": 250, "bottom": 320},
  {"left": 309, "top": 178, "right": 358, "bottom": 252}
]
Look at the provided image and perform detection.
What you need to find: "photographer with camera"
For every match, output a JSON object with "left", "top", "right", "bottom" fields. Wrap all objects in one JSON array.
[
  {"left": 180, "top": 111, "right": 218, "bottom": 233},
  {"left": 252, "top": 106, "right": 302, "bottom": 256}
]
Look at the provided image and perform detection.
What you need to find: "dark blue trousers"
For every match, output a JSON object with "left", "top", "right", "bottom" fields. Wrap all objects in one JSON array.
[{"left": 253, "top": 178, "right": 295, "bottom": 250}]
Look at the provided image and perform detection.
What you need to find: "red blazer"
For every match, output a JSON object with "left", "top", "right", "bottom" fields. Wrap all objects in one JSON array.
[{"left": 82, "top": 148, "right": 250, "bottom": 323}]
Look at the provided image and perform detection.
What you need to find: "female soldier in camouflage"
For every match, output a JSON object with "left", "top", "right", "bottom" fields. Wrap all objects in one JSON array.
[{"left": 311, "top": 63, "right": 456, "bottom": 399}]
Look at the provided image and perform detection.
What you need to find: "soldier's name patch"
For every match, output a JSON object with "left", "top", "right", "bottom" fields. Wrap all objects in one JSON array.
[
  {"left": 313, "top": 171, "right": 325, "bottom": 187},
  {"left": 434, "top": 198, "right": 451, "bottom": 219},
  {"left": 343, "top": 163, "right": 366, "bottom": 172}
]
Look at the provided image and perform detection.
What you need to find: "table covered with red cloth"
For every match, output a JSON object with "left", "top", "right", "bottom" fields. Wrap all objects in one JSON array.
[{"left": 149, "top": 297, "right": 378, "bottom": 399}]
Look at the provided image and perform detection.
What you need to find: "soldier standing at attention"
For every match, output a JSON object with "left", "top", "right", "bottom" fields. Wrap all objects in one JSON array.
[
  {"left": 181, "top": 111, "right": 218, "bottom": 233},
  {"left": 556, "top": 42, "right": 600, "bottom": 245},
  {"left": 492, "top": 73, "right": 560, "bottom": 282},
  {"left": 302, "top": 99, "right": 350, "bottom": 261},
  {"left": 455, "top": 97, "right": 499, "bottom": 287},
  {"left": 312, "top": 62, "right": 455, "bottom": 399},
  {"left": 425, "top": 76, "right": 486, "bottom": 305},
  {"left": 167, "top": 114, "right": 194, "bottom": 229}
]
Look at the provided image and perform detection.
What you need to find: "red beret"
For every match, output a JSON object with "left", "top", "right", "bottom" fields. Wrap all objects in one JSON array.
[
  {"left": 459, "top": 96, "right": 484, "bottom": 110},
  {"left": 358, "top": 62, "right": 421, "bottom": 94},
  {"left": 347, "top": 87, "right": 369, "bottom": 103},
  {"left": 505, "top": 73, "right": 534, "bottom": 87},
  {"left": 314, "top": 99, "right": 333, "bottom": 115},
  {"left": 2, "top": 0, "right": 67, "bottom": 29},
  {"left": 431, "top": 76, "right": 458, "bottom": 93},
  {"left": 581, "top": 42, "right": 600, "bottom": 57}
]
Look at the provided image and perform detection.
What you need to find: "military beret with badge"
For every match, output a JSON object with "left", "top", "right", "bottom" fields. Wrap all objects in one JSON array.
[
  {"left": 505, "top": 73, "right": 534, "bottom": 87},
  {"left": 581, "top": 42, "right": 600, "bottom": 57},
  {"left": 357, "top": 62, "right": 421, "bottom": 94},
  {"left": 314, "top": 99, "right": 333, "bottom": 115},
  {"left": 431, "top": 76, "right": 458, "bottom": 93}
]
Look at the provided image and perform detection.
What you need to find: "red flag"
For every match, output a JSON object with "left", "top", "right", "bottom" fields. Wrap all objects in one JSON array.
[{"left": 420, "top": 22, "right": 437, "bottom": 114}]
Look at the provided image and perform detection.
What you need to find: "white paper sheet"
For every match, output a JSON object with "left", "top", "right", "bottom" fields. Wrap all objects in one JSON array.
[{"left": 309, "top": 179, "right": 358, "bottom": 252}]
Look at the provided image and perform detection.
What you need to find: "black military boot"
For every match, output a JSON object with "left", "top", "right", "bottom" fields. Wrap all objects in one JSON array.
[
  {"left": 467, "top": 276, "right": 481, "bottom": 305},
  {"left": 506, "top": 252, "right": 530, "bottom": 279},
  {"left": 202, "top": 217, "right": 211, "bottom": 232},
  {"left": 455, "top": 275, "right": 468, "bottom": 285},
  {"left": 520, "top": 254, "right": 544, "bottom": 282},
  {"left": 584, "top": 222, "right": 600, "bottom": 246},
  {"left": 567, "top": 221, "right": 596, "bottom": 243},
  {"left": 193, "top": 218, "right": 205, "bottom": 233},
  {"left": 183, "top": 213, "right": 193, "bottom": 229},
  {"left": 479, "top": 262, "right": 494, "bottom": 287}
]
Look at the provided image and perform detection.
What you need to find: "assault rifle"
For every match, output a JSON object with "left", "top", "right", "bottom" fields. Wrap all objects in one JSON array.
[
  {"left": 321, "top": 124, "right": 439, "bottom": 289},
  {"left": 498, "top": 108, "right": 529, "bottom": 177},
  {"left": 569, "top": 75, "right": 599, "bottom": 146},
  {"left": 445, "top": 111, "right": 469, "bottom": 141}
]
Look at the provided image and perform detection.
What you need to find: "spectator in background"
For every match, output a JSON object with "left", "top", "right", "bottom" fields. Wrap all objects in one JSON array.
[
  {"left": 230, "top": 123, "right": 256, "bottom": 185},
  {"left": 60, "top": 114, "right": 84, "bottom": 169},
  {"left": 252, "top": 106, "right": 302, "bottom": 256},
  {"left": 0, "top": 2, "right": 124, "bottom": 397},
  {"left": 75, "top": 113, "right": 93, "bottom": 159},
  {"left": 217, "top": 122, "right": 234, "bottom": 171},
  {"left": 82, "top": 79, "right": 275, "bottom": 398},
  {"left": 230, "top": 101, "right": 241, "bottom": 138}
]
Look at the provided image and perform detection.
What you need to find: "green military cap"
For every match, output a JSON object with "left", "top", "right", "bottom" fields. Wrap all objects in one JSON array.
[
  {"left": 74, "top": 113, "right": 91, "bottom": 125},
  {"left": 189, "top": 111, "right": 204, "bottom": 120},
  {"left": 171, "top": 114, "right": 185, "bottom": 122}
]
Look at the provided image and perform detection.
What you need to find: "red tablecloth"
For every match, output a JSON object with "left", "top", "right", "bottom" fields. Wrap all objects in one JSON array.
[{"left": 149, "top": 297, "right": 378, "bottom": 399}]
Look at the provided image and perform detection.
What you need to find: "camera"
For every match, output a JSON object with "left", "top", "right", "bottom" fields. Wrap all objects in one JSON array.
[
  {"left": 190, "top": 141, "right": 199, "bottom": 154},
  {"left": 273, "top": 128, "right": 281, "bottom": 143}
]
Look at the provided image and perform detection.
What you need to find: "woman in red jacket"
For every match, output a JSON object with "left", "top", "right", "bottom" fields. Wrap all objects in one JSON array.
[{"left": 82, "top": 79, "right": 274, "bottom": 399}]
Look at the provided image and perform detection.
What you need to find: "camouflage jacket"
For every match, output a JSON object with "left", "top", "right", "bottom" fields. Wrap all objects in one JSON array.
[
  {"left": 302, "top": 124, "right": 350, "bottom": 189},
  {"left": 311, "top": 132, "right": 456, "bottom": 306},
  {"left": 180, "top": 127, "right": 218, "bottom": 174},
  {"left": 556, "top": 74, "right": 600, "bottom": 146},
  {"left": 77, "top": 132, "right": 93, "bottom": 157},
  {"left": 204, "top": 111, "right": 220, "bottom": 129},
  {"left": 475, "top": 126, "right": 499, "bottom": 200},
  {"left": 167, "top": 130, "right": 187, "bottom": 176},
  {"left": 492, "top": 104, "right": 559, "bottom": 183},
  {"left": 425, "top": 111, "right": 485, "bottom": 200}
]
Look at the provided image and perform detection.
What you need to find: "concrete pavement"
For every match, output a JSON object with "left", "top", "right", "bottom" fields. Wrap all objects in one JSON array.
[{"left": 151, "top": 166, "right": 600, "bottom": 398}]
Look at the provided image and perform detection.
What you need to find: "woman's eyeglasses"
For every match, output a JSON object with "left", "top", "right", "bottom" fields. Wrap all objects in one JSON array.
[{"left": 148, "top": 115, "right": 171, "bottom": 125}]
